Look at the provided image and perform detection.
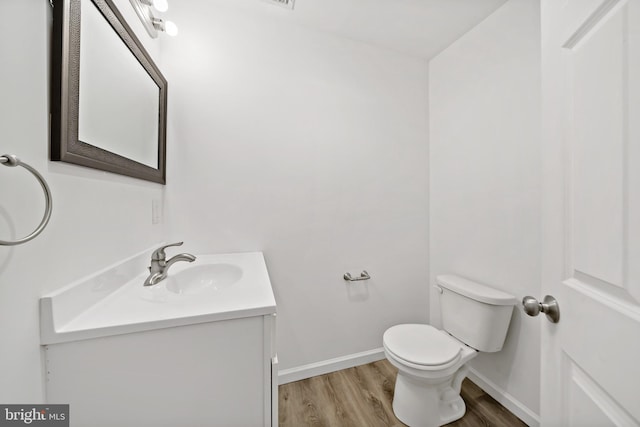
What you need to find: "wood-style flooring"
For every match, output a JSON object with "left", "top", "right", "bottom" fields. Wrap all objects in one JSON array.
[{"left": 279, "top": 360, "right": 528, "bottom": 427}]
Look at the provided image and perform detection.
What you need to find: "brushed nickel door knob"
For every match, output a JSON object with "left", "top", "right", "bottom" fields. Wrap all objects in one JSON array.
[{"left": 522, "top": 295, "right": 560, "bottom": 324}]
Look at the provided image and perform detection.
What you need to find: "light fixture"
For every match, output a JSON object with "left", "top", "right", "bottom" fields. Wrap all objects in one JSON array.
[
  {"left": 129, "top": 0, "right": 178, "bottom": 38},
  {"left": 141, "top": 0, "right": 168, "bottom": 12},
  {"left": 152, "top": 18, "right": 179, "bottom": 37}
]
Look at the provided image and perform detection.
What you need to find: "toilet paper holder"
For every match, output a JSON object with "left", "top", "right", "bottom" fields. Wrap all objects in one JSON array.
[{"left": 343, "top": 271, "right": 371, "bottom": 281}]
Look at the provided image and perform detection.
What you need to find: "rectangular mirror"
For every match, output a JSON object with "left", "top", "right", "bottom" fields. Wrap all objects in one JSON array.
[{"left": 51, "top": 0, "right": 167, "bottom": 184}]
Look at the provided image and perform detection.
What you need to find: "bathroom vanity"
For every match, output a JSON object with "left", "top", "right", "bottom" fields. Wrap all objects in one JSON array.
[{"left": 40, "top": 250, "right": 277, "bottom": 427}]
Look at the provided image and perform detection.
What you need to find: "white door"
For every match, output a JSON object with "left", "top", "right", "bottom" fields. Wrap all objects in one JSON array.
[{"left": 541, "top": 0, "right": 640, "bottom": 425}]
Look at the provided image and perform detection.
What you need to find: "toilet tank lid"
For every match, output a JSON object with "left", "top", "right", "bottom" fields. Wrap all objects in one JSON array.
[{"left": 436, "top": 275, "right": 518, "bottom": 306}]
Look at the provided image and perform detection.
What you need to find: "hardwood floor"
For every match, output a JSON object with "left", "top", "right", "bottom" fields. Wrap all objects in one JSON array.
[{"left": 279, "top": 360, "right": 528, "bottom": 427}]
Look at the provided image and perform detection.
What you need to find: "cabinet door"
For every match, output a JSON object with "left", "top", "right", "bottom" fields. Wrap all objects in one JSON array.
[{"left": 46, "top": 317, "right": 265, "bottom": 427}]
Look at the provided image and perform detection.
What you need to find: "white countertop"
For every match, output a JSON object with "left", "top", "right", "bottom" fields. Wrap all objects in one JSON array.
[{"left": 40, "top": 250, "right": 276, "bottom": 345}]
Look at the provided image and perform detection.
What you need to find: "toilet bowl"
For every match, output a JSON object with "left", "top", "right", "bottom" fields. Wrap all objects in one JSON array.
[
  {"left": 383, "top": 275, "right": 517, "bottom": 427},
  {"left": 383, "top": 324, "right": 478, "bottom": 427}
]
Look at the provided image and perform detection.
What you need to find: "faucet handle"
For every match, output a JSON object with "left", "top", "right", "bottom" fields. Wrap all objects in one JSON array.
[{"left": 151, "top": 242, "right": 184, "bottom": 261}]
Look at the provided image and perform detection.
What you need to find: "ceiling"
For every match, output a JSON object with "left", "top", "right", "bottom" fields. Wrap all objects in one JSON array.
[
  {"left": 290, "top": 0, "right": 508, "bottom": 59},
  {"left": 208, "top": 0, "right": 508, "bottom": 59}
]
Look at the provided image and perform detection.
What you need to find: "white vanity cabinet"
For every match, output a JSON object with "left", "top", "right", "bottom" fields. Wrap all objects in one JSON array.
[
  {"left": 41, "top": 251, "right": 278, "bottom": 427},
  {"left": 45, "top": 314, "right": 277, "bottom": 427}
]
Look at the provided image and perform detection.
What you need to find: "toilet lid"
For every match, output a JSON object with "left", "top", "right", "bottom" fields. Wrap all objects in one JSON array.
[{"left": 383, "top": 324, "right": 462, "bottom": 367}]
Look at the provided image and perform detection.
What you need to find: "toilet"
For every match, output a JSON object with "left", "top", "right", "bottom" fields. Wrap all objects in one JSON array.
[{"left": 383, "top": 275, "right": 517, "bottom": 427}]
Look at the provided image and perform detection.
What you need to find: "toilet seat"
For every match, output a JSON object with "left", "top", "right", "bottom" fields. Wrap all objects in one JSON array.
[{"left": 383, "top": 324, "right": 462, "bottom": 370}]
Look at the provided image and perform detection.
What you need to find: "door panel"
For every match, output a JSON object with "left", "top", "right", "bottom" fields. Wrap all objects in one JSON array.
[
  {"left": 562, "top": 282, "right": 640, "bottom": 421},
  {"left": 627, "top": 0, "right": 640, "bottom": 298},
  {"left": 541, "top": 0, "right": 640, "bottom": 425},
  {"left": 564, "top": 356, "right": 637, "bottom": 426},
  {"left": 570, "top": 3, "right": 624, "bottom": 287}
]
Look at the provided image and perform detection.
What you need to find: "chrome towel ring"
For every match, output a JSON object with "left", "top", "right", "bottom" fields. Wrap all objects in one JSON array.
[{"left": 0, "top": 154, "right": 53, "bottom": 246}]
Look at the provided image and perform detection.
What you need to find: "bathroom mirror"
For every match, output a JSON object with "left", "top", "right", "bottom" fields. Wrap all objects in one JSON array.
[{"left": 51, "top": 0, "right": 167, "bottom": 184}]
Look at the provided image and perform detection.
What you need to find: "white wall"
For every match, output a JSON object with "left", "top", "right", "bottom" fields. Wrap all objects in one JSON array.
[
  {"left": 429, "top": 0, "right": 541, "bottom": 420},
  {"left": 162, "top": 1, "right": 430, "bottom": 371},
  {"left": 0, "top": 0, "right": 164, "bottom": 402},
  {"left": 2, "top": 0, "right": 541, "bottom": 414}
]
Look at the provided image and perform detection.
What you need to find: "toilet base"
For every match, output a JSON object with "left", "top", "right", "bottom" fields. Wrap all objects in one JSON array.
[{"left": 391, "top": 368, "right": 468, "bottom": 427}]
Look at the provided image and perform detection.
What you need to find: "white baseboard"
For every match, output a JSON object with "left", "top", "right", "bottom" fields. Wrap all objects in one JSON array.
[
  {"left": 277, "top": 348, "right": 386, "bottom": 385},
  {"left": 467, "top": 367, "right": 540, "bottom": 427}
]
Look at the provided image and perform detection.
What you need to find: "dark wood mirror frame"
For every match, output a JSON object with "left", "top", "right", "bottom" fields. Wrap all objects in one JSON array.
[{"left": 51, "top": 0, "right": 167, "bottom": 184}]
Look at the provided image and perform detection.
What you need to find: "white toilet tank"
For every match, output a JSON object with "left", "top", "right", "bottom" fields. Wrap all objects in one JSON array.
[{"left": 436, "top": 275, "right": 517, "bottom": 352}]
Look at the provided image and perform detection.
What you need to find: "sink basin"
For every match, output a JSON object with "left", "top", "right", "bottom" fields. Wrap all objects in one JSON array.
[
  {"left": 164, "top": 264, "right": 243, "bottom": 295},
  {"left": 40, "top": 251, "right": 276, "bottom": 345}
]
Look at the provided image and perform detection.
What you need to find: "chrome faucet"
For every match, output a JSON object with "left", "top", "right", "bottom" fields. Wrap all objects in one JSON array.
[{"left": 144, "top": 242, "right": 196, "bottom": 286}]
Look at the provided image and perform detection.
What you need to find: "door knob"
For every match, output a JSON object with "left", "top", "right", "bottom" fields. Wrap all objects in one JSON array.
[{"left": 522, "top": 295, "right": 560, "bottom": 323}]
